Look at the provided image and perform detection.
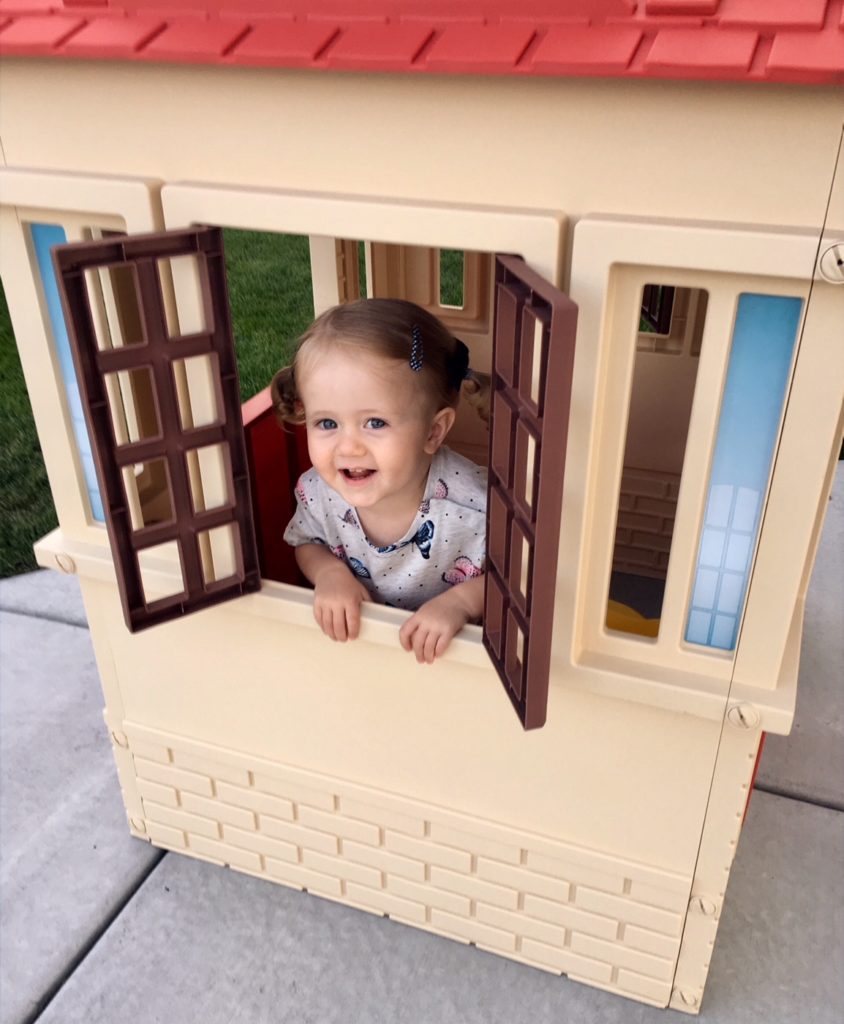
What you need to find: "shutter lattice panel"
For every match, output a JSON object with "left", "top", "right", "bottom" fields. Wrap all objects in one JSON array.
[
  {"left": 54, "top": 227, "right": 260, "bottom": 632},
  {"left": 483, "top": 255, "right": 578, "bottom": 729}
]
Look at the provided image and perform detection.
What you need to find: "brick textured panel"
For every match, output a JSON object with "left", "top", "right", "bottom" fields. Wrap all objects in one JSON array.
[
  {"left": 216, "top": 780, "right": 294, "bottom": 820},
  {"left": 629, "top": 878, "right": 690, "bottom": 911},
  {"left": 476, "top": 856, "right": 571, "bottom": 902},
  {"left": 624, "top": 923, "right": 681, "bottom": 959},
  {"left": 342, "top": 797, "right": 425, "bottom": 838},
  {"left": 526, "top": 850, "right": 626, "bottom": 894},
  {"left": 259, "top": 814, "right": 339, "bottom": 856},
  {"left": 265, "top": 856, "right": 343, "bottom": 898},
  {"left": 144, "top": 801, "right": 221, "bottom": 840},
  {"left": 188, "top": 834, "right": 261, "bottom": 873},
  {"left": 303, "top": 849, "right": 382, "bottom": 889},
  {"left": 252, "top": 772, "right": 335, "bottom": 810},
  {"left": 136, "top": 777, "right": 179, "bottom": 808},
  {"left": 384, "top": 831, "right": 471, "bottom": 872},
  {"left": 477, "top": 903, "right": 566, "bottom": 948},
  {"left": 344, "top": 840, "right": 425, "bottom": 882},
  {"left": 523, "top": 892, "right": 619, "bottom": 941},
  {"left": 617, "top": 967, "right": 673, "bottom": 1003},
  {"left": 127, "top": 726, "right": 691, "bottom": 1005},
  {"left": 576, "top": 886, "right": 684, "bottom": 936},
  {"left": 430, "top": 822, "right": 521, "bottom": 864},
  {"left": 430, "top": 866, "right": 519, "bottom": 910},
  {"left": 181, "top": 791, "right": 256, "bottom": 831},
  {"left": 134, "top": 758, "right": 214, "bottom": 797},
  {"left": 299, "top": 804, "right": 381, "bottom": 846},
  {"left": 222, "top": 824, "right": 298, "bottom": 864},
  {"left": 130, "top": 738, "right": 172, "bottom": 764},
  {"left": 346, "top": 883, "right": 427, "bottom": 924},
  {"left": 520, "top": 937, "right": 614, "bottom": 983},
  {"left": 146, "top": 820, "right": 186, "bottom": 849},
  {"left": 572, "top": 932, "right": 675, "bottom": 981},
  {"left": 388, "top": 876, "right": 471, "bottom": 917},
  {"left": 174, "top": 752, "right": 250, "bottom": 786},
  {"left": 430, "top": 909, "right": 517, "bottom": 952}
]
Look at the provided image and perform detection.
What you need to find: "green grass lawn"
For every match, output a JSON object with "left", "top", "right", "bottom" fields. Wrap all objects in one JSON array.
[{"left": 0, "top": 229, "right": 315, "bottom": 578}]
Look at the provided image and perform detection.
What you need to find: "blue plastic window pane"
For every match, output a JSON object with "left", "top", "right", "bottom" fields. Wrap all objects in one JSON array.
[
  {"left": 685, "top": 293, "right": 802, "bottom": 651},
  {"left": 30, "top": 223, "right": 104, "bottom": 522}
]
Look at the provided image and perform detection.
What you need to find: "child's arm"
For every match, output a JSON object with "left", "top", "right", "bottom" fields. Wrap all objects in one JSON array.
[
  {"left": 398, "top": 576, "right": 485, "bottom": 664},
  {"left": 295, "top": 544, "right": 370, "bottom": 642}
]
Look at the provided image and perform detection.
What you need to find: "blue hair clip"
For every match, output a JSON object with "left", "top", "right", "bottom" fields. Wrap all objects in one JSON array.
[{"left": 410, "top": 324, "right": 423, "bottom": 372}]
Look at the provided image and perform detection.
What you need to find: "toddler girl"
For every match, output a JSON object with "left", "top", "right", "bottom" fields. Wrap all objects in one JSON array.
[{"left": 272, "top": 298, "right": 490, "bottom": 663}]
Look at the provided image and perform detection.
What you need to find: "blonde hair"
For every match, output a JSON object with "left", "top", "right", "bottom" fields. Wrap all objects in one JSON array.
[{"left": 271, "top": 299, "right": 491, "bottom": 427}]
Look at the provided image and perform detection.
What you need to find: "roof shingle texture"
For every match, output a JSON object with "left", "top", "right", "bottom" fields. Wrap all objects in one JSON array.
[{"left": 0, "top": 0, "right": 841, "bottom": 84}]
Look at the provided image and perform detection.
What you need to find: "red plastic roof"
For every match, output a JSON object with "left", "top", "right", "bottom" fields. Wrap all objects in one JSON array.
[{"left": 0, "top": 1, "right": 841, "bottom": 84}]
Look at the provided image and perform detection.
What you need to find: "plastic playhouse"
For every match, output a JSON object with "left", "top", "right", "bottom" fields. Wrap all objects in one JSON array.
[{"left": 1, "top": 1, "right": 842, "bottom": 1013}]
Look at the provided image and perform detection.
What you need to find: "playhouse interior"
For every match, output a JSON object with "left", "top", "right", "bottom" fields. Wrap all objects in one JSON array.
[{"left": 39, "top": 219, "right": 699, "bottom": 638}]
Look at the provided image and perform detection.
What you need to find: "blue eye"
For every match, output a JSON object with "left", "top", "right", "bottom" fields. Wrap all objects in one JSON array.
[
  {"left": 314, "top": 418, "right": 337, "bottom": 430},
  {"left": 365, "top": 417, "right": 387, "bottom": 429}
]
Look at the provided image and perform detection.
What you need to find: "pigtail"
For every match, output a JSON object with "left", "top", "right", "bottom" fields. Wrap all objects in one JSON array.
[
  {"left": 461, "top": 369, "right": 491, "bottom": 424},
  {"left": 270, "top": 365, "right": 305, "bottom": 427}
]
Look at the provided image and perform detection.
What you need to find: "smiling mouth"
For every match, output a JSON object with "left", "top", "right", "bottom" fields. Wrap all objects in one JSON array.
[{"left": 341, "top": 468, "right": 376, "bottom": 481}]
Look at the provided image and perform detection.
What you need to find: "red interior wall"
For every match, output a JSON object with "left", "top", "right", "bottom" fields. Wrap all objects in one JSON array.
[{"left": 242, "top": 386, "right": 310, "bottom": 586}]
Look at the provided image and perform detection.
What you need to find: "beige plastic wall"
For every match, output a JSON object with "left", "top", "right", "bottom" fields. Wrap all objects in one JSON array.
[{"left": 2, "top": 61, "right": 843, "bottom": 1013}]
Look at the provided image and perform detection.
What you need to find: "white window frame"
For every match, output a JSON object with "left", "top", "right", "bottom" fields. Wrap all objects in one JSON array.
[
  {"left": 0, "top": 167, "right": 161, "bottom": 542},
  {"left": 560, "top": 216, "right": 820, "bottom": 728},
  {"left": 160, "top": 183, "right": 566, "bottom": 670}
]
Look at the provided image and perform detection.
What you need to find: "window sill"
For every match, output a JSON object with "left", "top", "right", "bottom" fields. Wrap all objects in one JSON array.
[{"left": 34, "top": 528, "right": 489, "bottom": 671}]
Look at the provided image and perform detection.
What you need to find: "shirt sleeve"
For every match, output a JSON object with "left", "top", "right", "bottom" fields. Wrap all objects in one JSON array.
[{"left": 283, "top": 473, "right": 329, "bottom": 549}]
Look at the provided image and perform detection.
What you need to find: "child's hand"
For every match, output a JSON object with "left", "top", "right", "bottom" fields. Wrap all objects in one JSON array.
[
  {"left": 399, "top": 577, "right": 484, "bottom": 664},
  {"left": 312, "top": 563, "right": 371, "bottom": 641}
]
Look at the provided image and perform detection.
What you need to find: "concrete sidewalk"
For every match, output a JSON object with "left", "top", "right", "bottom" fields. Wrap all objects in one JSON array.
[{"left": 1, "top": 470, "right": 842, "bottom": 1024}]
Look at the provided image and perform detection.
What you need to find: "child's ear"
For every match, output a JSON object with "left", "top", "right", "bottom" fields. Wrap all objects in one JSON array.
[{"left": 424, "top": 406, "right": 457, "bottom": 454}]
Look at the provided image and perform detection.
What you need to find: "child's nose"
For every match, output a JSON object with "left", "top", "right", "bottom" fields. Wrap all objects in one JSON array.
[{"left": 337, "top": 429, "right": 366, "bottom": 456}]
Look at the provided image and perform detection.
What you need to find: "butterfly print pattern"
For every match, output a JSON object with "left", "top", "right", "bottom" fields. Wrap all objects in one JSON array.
[
  {"left": 412, "top": 520, "right": 435, "bottom": 560},
  {"left": 348, "top": 557, "right": 372, "bottom": 579}
]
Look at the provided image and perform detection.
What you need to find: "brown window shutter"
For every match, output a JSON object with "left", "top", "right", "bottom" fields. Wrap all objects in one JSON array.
[
  {"left": 484, "top": 255, "right": 578, "bottom": 729},
  {"left": 53, "top": 227, "right": 260, "bottom": 632}
]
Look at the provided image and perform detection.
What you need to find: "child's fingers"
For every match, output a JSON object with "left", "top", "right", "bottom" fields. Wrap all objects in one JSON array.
[
  {"left": 399, "top": 616, "right": 417, "bottom": 651},
  {"left": 346, "top": 601, "right": 361, "bottom": 640},
  {"left": 332, "top": 605, "right": 349, "bottom": 642},
  {"left": 435, "top": 631, "right": 452, "bottom": 659},
  {"left": 422, "top": 630, "right": 440, "bottom": 664}
]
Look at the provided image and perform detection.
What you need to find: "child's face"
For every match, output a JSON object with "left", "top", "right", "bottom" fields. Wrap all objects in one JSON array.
[{"left": 297, "top": 344, "right": 453, "bottom": 515}]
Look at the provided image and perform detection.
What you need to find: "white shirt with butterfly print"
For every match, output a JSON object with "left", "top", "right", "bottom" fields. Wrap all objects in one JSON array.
[{"left": 283, "top": 447, "right": 487, "bottom": 611}]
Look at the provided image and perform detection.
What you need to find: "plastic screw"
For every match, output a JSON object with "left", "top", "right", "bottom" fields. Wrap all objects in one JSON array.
[
  {"left": 690, "top": 896, "right": 717, "bottom": 916},
  {"left": 727, "top": 703, "right": 760, "bottom": 730},
  {"left": 55, "top": 553, "right": 76, "bottom": 574},
  {"left": 818, "top": 243, "right": 844, "bottom": 284},
  {"left": 674, "top": 989, "right": 699, "bottom": 1008}
]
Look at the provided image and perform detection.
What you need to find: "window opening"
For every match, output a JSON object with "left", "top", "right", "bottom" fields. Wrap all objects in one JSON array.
[
  {"left": 606, "top": 284, "right": 708, "bottom": 636},
  {"left": 439, "top": 249, "right": 465, "bottom": 308},
  {"left": 685, "top": 293, "right": 802, "bottom": 651},
  {"left": 29, "top": 222, "right": 105, "bottom": 521}
]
